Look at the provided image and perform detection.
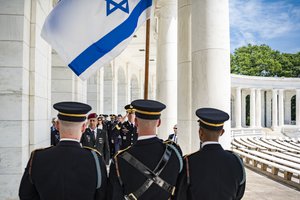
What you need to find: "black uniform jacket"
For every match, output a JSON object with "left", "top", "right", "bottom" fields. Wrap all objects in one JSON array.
[
  {"left": 120, "top": 121, "right": 138, "bottom": 149},
  {"left": 19, "top": 140, "right": 107, "bottom": 200},
  {"left": 81, "top": 128, "right": 110, "bottom": 164},
  {"left": 175, "top": 144, "right": 246, "bottom": 200},
  {"left": 108, "top": 137, "right": 182, "bottom": 200}
]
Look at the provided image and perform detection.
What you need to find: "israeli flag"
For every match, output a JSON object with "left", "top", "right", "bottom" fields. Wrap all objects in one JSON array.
[{"left": 41, "top": 0, "right": 152, "bottom": 80}]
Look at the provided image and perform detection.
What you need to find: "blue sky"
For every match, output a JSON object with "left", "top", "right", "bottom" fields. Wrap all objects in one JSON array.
[{"left": 230, "top": 0, "right": 300, "bottom": 53}]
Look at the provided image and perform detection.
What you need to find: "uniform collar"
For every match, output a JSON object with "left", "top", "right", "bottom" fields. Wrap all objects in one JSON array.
[
  {"left": 201, "top": 141, "right": 219, "bottom": 148},
  {"left": 60, "top": 138, "right": 80, "bottom": 143},
  {"left": 138, "top": 135, "right": 157, "bottom": 141}
]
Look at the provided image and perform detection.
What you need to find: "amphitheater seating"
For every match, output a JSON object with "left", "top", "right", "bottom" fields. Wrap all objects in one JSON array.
[{"left": 232, "top": 136, "right": 300, "bottom": 189}]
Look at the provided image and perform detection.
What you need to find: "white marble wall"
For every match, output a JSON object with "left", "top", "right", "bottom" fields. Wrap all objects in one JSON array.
[
  {"left": 87, "top": 72, "right": 100, "bottom": 113},
  {"left": 51, "top": 51, "right": 87, "bottom": 117},
  {"left": 0, "top": 0, "right": 52, "bottom": 199}
]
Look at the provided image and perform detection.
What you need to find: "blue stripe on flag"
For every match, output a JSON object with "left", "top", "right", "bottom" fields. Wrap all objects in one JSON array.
[{"left": 69, "top": 0, "right": 152, "bottom": 76}]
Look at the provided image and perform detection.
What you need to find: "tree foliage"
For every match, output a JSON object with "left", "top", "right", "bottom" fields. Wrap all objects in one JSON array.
[{"left": 231, "top": 44, "right": 300, "bottom": 77}]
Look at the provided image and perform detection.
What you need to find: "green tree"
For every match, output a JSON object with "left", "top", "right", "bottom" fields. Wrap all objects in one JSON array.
[{"left": 231, "top": 44, "right": 300, "bottom": 77}]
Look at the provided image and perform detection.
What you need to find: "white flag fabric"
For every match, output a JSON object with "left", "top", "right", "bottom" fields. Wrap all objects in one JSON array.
[{"left": 41, "top": 0, "right": 152, "bottom": 80}]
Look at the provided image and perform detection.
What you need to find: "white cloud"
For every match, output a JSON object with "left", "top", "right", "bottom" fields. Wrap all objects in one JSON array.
[{"left": 230, "top": 0, "right": 300, "bottom": 50}]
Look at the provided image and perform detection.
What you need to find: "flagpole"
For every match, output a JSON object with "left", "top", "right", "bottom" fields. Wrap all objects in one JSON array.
[{"left": 144, "top": 19, "right": 150, "bottom": 100}]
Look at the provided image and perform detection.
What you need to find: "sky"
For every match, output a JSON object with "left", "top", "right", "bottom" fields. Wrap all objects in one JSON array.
[{"left": 229, "top": 0, "right": 300, "bottom": 53}]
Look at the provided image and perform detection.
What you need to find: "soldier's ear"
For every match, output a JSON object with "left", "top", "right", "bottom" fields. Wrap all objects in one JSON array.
[
  {"left": 135, "top": 118, "right": 138, "bottom": 127},
  {"left": 81, "top": 122, "right": 87, "bottom": 133},
  {"left": 157, "top": 119, "right": 161, "bottom": 127},
  {"left": 219, "top": 129, "right": 225, "bottom": 137}
]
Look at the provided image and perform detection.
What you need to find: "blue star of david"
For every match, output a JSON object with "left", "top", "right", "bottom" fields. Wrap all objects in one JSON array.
[{"left": 106, "top": 0, "right": 129, "bottom": 16}]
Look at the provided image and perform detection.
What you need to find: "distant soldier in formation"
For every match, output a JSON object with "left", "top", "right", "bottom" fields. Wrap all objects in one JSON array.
[
  {"left": 109, "top": 114, "right": 122, "bottom": 156},
  {"left": 50, "top": 117, "right": 60, "bottom": 146},
  {"left": 120, "top": 104, "right": 138, "bottom": 150},
  {"left": 19, "top": 102, "right": 107, "bottom": 200},
  {"left": 175, "top": 107, "right": 246, "bottom": 200},
  {"left": 108, "top": 99, "right": 183, "bottom": 200},
  {"left": 81, "top": 113, "right": 110, "bottom": 164},
  {"left": 168, "top": 124, "right": 178, "bottom": 143}
]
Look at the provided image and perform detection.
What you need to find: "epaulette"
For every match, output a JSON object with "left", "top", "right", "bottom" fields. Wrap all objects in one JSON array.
[
  {"left": 226, "top": 150, "right": 246, "bottom": 185},
  {"left": 83, "top": 146, "right": 102, "bottom": 156},
  {"left": 114, "top": 146, "right": 131, "bottom": 159}
]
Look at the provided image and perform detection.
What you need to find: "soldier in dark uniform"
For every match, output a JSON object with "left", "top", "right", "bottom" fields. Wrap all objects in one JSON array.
[
  {"left": 50, "top": 117, "right": 60, "bottom": 146},
  {"left": 109, "top": 114, "right": 122, "bottom": 156},
  {"left": 81, "top": 113, "right": 110, "bottom": 164},
  {"left": 19, "top": 102, "right": 107, "bottom": 200},
  {"left": 108, "top": 99, "right": 183, "bottom": 200},
  {"left": 120, "top": 104, "right": 138, "bottom": 150},
  {"left": 175, "top": 107, "right": 246, "bottom": 200}
]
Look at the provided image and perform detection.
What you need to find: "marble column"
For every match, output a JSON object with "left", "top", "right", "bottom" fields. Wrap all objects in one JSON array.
[
  {"left": 272, "top": 89, "right": 278, "bottom": 129},
  {"left": 255, "top": 89, "right": 262, "bottom": 127},
  {"left": 51, "top": 51, "right": 87, "bottom": 117},
  {"left": 266, "top": 91, "right": 272, "bottom": 127},
  {"left": 278, "top": 89, "right": 284, "bottom": 126},
  {"left": 250, "top": 88, "right": 256, "bottom": 127},
  {"left": 192, "top": 0, "right": 231, "bottom": 149},
  {"left": 235, "top": 87, "right": 242, "bottom": 128},
  {"left": 156, "top": 0, "right": 177, "bottom": 139},
  {"left": 296, "top": 89, "right": 300, "bottom": 126},
  {"left": 0, "top": 1, "right": 52, "bottom": 199},
  {"left": 177, "top": 0, "right": 192, "bottom": 154}
]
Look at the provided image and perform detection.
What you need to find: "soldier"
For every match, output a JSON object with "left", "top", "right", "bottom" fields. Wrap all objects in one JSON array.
[
  {"left": 175, "top": 108, "right": 246, "bottom": 200},
  {"left": 50, "top": 117, "right": 60, "bottom": 146},
  {"left": 81, "top": 113, "right": 110, "bottom": 164},
  {"left": 167, "top": 124, "right": 178, "bottom": 143},
  {"left": 109, "top": 114, "right": 122, "bottom": 156},
  {"left": 108, "top": 99, "right": 183, "bottom": 200},
  {"left": 19, "top": 102, "right": 107, "bottom": 200},
  {"left": 120, "top": 104, "right": 138, "bottom": 149}
]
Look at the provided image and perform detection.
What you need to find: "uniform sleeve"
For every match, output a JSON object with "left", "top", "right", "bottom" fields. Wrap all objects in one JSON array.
[
  {"left": 236, "top": 180, "right": 246, "bottom": 200},
  {"left": 236, "top": 158, "right": 246, "bottom": 200},
  {"left": 95, "top": 156, "right": 108, "bottom": 200},
  {"left": 107, "top": 160, "right": 125, "bottom": 200},
  {"left": 19, "top": 154, "right": 40, "bottom": 200},
  {"left": 173, "top": 160, "right": 188, "bottom": 200}
]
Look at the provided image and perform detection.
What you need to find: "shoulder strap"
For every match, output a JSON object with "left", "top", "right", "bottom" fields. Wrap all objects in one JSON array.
[
  {"left": 90, "top": 150, "right": 102, "bottom": 189},
  {"left": 83, "top": 146, "right": 102, "bottom": 189},
  {"left": 120, "top": 151, "right": 175, "bottom": 198},
  {"left": 165, "top": 143, "right": 183, "bottom": 173},
  {"left": 226, "top": 150, "right": 246, "bottom": 185}
]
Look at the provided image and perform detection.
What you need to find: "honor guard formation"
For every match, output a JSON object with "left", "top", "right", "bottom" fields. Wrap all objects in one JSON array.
[{"left": 19, "top": 100, "right": 246, "bottom": 200}]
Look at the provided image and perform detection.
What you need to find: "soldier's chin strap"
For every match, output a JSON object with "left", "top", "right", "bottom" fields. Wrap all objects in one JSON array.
[{"left": 120, "top": 145, "right": 175, "bottom": 200}]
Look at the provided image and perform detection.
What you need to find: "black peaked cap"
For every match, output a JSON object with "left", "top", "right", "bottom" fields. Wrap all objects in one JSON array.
[
  {"left": 53, "top": 101, "right": 91, "bottom": 122},
  {"left": 131, "top": 99, "right": 166, "bottom": 120},
  {"left": 196, "top": 107, "right": 229, "bottom": 131}
]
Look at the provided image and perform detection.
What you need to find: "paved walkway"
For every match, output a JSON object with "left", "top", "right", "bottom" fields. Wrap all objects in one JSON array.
[{"left": 243, "top": 168, "right": 300, "bottom": 200}]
